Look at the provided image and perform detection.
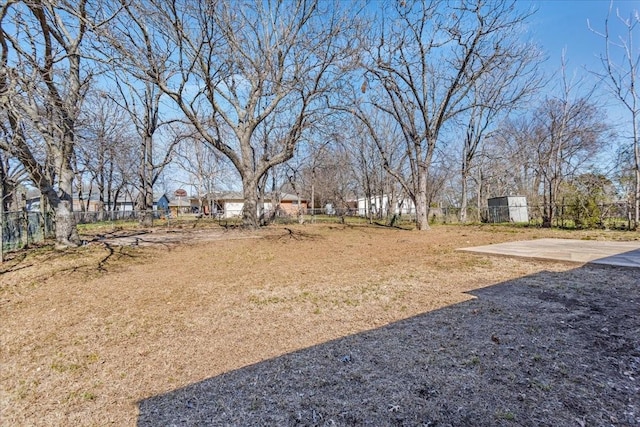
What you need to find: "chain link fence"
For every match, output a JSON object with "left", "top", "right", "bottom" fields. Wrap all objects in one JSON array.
[
  {"left": 73, "top": 210, "right": 151, "bottom": 224},
  {"left": 435, "top": 202, "right": 635, "bottom": 229},
  {"left": 2, "top": 202, "right": 635, "bottom": 253},
  {"left": 1, "top": 210, "right": 158, "bottom": 252},
  {"left": 2, "top": 211, "right": 55, "bottom": 252}
]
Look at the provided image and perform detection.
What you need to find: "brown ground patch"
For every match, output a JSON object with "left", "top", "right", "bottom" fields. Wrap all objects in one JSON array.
[{"left": 1, "top": 223, "right": 638, "bottom": 426}]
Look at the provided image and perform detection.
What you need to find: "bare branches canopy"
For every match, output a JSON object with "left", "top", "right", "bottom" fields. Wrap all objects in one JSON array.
[
  {"left": 1, "top": 0, "right": 638, "bottom": 240},
  {"left": 102, "top": 0, "right": 363, "bottom": 228},
  {"left": 355, "top": 0, "right": 542, "bottom": 229}
]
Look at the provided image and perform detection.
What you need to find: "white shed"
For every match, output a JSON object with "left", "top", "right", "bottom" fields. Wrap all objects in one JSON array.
[{"left": 487, "top": 196, "right": 529, "bottom": 223}]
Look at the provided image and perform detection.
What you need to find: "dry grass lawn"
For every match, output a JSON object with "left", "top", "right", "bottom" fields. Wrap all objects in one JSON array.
[{"left": 1, "top": 223, "right": 638, "bottom": 426}]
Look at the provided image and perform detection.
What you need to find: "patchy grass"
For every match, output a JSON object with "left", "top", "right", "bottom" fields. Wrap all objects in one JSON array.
[{"left": 1, "top": 223, "right": 638, "bottom": 426}]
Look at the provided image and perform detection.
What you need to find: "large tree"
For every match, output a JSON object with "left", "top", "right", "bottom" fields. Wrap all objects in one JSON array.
[
  {"left": 0, "top": 0, "right": 99, "bottom": 247},
  {"left": 355, "top": 0, "right": 537, "bottom": 230},
  {"left": 104, "top": 0, "right": 361, "bottom": 228},
  {"left": 590, "top": 3, "right": 640, "bottom": 229}
]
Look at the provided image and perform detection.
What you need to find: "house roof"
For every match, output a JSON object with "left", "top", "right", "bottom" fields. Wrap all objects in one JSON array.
[
  {"left": 205, "top": 191, "right": 244, "bottom": 201},
  {"left": 154, "top": 193, "right": 170, "bottom": 202},
  {"left": 168, "top": 198, "right": 192, "bottom": 207},
  {"left": 278, "top": 193, "right": 306, "bottom": 202},
  {"left": 201, "top": 191, "right": 307, "bottom": 203}
]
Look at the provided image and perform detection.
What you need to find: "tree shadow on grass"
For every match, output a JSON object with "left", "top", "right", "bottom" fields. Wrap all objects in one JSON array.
[
  {"left": 0, "top": 251, "right": 31, "bottom": 274},
  {"left": 0, "top": 244, "right": 67, "bottom": 275},
  {"left": 137, "top": 265, "right": 639, "bottom": 427}
]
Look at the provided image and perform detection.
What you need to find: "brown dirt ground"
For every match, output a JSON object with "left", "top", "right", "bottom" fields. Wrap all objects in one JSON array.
[{"left": 1, "top": 222, "right": 639, "bottom": 426}]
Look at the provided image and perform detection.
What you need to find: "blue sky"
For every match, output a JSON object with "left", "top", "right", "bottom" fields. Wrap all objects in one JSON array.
[
  {"left": 524, "top": 0, "right": 638, "bottom": 141},
  {"left": 526, "top": 1, "right": 638, "bottom": 91}
]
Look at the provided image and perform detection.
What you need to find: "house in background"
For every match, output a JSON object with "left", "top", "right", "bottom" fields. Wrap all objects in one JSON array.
[
  {"left": 276, "top": 193, "right": 308, "bottom": 216},
  {"left": 155, "top": 194, "right": 170, "bottom": 214},
  {"left": 207, "top": 191, "right": 244, "bottom": 217},
  {"left": 72, "top": 195, "right": 103, "bottom": 212},
  {"left": 26, "top": 189, "right": 124, "bottom": 212},
  {"left": 194, "top": 192, "right": 308, "bottom": 218},
  {"left": 357, "top": 194, "right": 415, "bottom": 217},
  {"left": 168, "top": 197, "right": 193, "bottom": 217}
]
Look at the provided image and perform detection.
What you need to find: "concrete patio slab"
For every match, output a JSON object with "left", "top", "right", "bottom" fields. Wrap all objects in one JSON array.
[{"left": 459, "top": 238, "right": 640, "bottom": 268}]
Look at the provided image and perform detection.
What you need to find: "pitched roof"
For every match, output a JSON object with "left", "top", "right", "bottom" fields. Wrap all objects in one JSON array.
[
  {"left": 278, "top": 193, "right": 306, "bottom": 202},
  {"left": 168, "top": 198, "right": 192, "bottom": 207},
  {"left": 202, "top": 191, "right": 307, "bottom": 203},
  {"left": 206, "top": 191, "right": 244, "bottom": 201}
]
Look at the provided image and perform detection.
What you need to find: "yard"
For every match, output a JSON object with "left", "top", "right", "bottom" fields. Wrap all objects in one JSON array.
[{"left": 1, "top": 223, "right": 638, "bottom": 426}]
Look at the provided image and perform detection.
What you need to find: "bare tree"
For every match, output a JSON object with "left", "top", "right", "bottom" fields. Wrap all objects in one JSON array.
[
  {"left": 481, "top": 116, "right": 541, "bottom": 204},
  {"left": 355, "top": 0, "right": 537, "bottom": 230},
  {"left": 488, "top": 63, "right": 611, "bottom": 227},
  {"left": 536, "top": 100, "right": 610, "bottom": 227},
  {"left": 103, "top": 0, "right": 361, "bottom": 228},
  {"left": 76, "top": 91, "right": 137, "bottom": 214},
  {"left": 539, "top": 62, "right": 612, "bottom": 227},
  {"left": 90, "top": 4, "right": 179, "bottom": 226},
  {"left": 297, "top": 139, "right": 358, "bottom": 218},
  {"left": 343, "top": 112, "right": 410, "bottom": 223},
  {"left": 173, "top": 130, "right": 230, "bottom": 216},
  {"left": 0, "top": 143, "right": 28, "bottom": 212},
  {"left": 0, "top": 0, "right": 101, "bottom": 247},
  {"left": 589, "top": 3, "right": 640, "bottom": 228},
  {"left": 457, "top": 51, "right": 542, "bottom": 223},
  {"left": 300, "top": 139, "right": 336, "bottom": 220},
  {"left": 110, "top": 77, "right": 177, "bottom": 226}
]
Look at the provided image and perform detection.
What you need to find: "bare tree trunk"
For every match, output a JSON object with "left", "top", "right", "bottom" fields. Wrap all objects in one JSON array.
[
  {"left": 139, "top": 133, "right": 154, "bottom": 227},
  {"left": 415, "top": 167, "right": 430, "bottom": 230},
  {"left": 543, "top": 181, "right": 553, "bottom": 228},
  {"left": 242, "top": 178, "right": 260, "bottom": 229},
  {"left": 386, "top": 191, "right": 397, "bottom": 226},
  {"left": 53, "top": 155, "right": 80, "bottom": 246},
  {"left": 460, "top": 171, "right": 469, "bottom": 223},
  {"left": 477, "top": 169, "right": 484, "bottom": 222},
  {"left": 0, "top": 172, "right": 4, "bottom": 263},
  {"left": 634, "top": 121, "right": 640, "bottom": 229}
]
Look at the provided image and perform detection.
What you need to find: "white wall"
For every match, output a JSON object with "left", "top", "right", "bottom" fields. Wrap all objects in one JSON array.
[
  {"left": 221, "top": 201, "right": 291, "bottom": 218},
  {"left": 223, "top": 201, "right": 244, "bottom": 218},
  {"left": 357, "top": 195, "right": 415, "bottom": 216}
]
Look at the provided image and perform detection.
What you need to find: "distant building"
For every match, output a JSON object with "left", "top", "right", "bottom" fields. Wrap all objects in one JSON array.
[
  {"left": 193, "top": 192, "right": 308, "bottom": 218},
  {"left": 487, "top": 196, "right": 529, "bottom": 223},
  {"left": 357, "top": 195, "right": 415, "bottom": 217},
  {"left": 155, "top": 194, "right": 170, "bottom": 213}
]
